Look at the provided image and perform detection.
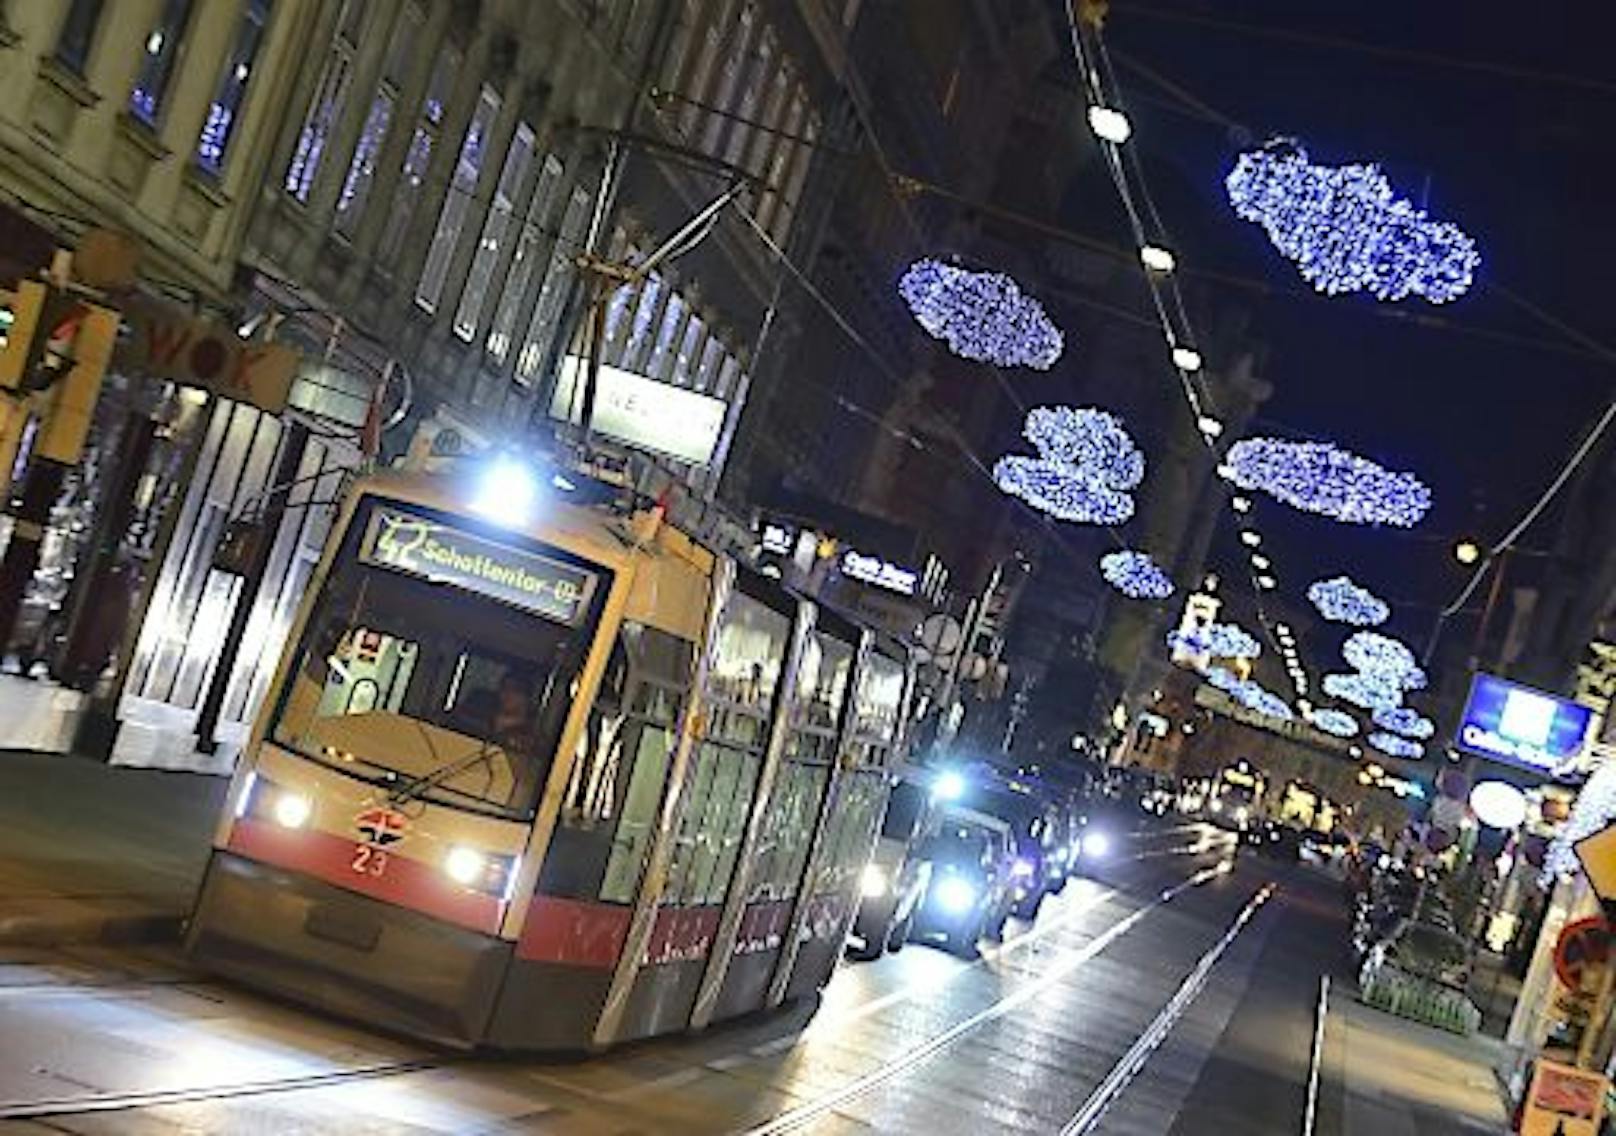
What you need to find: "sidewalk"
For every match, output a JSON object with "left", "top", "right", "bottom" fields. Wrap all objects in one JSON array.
[
  {"left": 1331, "top": 980, "right": 1512, "bottom": 1134},
  {"left": 0, "top": 750, "right": 224, "bottom": 947}
]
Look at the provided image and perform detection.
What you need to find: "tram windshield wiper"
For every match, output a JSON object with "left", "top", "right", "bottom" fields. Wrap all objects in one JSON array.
[{"left": 389, "top": 727, "right": 500, "bottom": 806}]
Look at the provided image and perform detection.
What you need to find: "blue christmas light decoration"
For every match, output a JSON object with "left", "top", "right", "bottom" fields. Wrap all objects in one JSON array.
[
  {"left": 1234, "top": 679, "right": 1294, "bottom": 721},
  {"left": 1224, "top": 438, "right": 1431, "bottom": 527},
  {"left": 1100, "top": 550, "right": 1174, "bottom": 600},
  {"left": 899, "top": 259, "right": 1064, "bottom": 369},
  {"left": 1307, "top": 707, "right": 1360, "bottom": 738},
  {"left": 1206, "top": 622, "right": 1262, "bottom": 660},
  {"left": 1369, "top": 731, "right": 1424, "bottom": 760},
  {"left": 1225, "top": 139, "right": 1479, "bottom": 305},
  {"left": 1372, "top": 706, "right": 1436, "bottom": 740},
  {"left": 1307, "top": 576, "right": 1390, "bottom": 627},
  {"left": 1206, "top": 665, "right": 1243, "bottom": 693},
  {"left": 1322, "top": 671, "right": 1403, "bottom": 711},
  {"left": 1342, "top": 631, "right": 1428, "bottom": 691},
  {"left": 995, "top": 406, "right": 1145, "bottom": 525}
]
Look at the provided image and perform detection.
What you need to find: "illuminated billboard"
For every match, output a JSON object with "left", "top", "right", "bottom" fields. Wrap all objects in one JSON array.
[
  {"left": 1457, "top": 672, "right": 1593, "bottom": 777},
  {"left": 550, "top": 357, "right": 727, "bottom": 466}
]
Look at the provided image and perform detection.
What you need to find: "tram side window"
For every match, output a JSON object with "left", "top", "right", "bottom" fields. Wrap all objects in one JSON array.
[
  {"left": 748, "top": 759, "right": 830, "bottom": 903},
  {"left": 814, "top": 771, "right": 886, "bottom": 898},
  {"left": 537, "top": 624, "right": 695, "bottom": 904}
]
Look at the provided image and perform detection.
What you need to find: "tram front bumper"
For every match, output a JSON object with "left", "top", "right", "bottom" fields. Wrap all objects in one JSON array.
[{"left": 187, "top": 851, "right": 510, "bottom": 1049}]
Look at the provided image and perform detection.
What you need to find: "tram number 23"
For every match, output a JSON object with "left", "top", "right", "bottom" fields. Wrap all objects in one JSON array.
[{"left": 351, "top": 844, "right": 390, "bottom": 877}]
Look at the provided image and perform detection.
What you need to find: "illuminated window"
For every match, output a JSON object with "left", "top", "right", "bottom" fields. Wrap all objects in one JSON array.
[
  {"left": 416, "top": 84, "right": 501, "bottom": 312},
  {"left": 647, "top": 291, "right": 687, "bottom": 379},
  {"left": 487, "top": 154, "right": 564, "bottom": 363},
  {"left": 515, "top": 185, "right": 595, "bottom": 384},
  {"left": 701, "top": 3, "right": 755, "bottom": 154},
  {"left": 129, "top": 0, "right": 194, "bottom": 124},
  {"left": 771, "top": 112, "right": 819, "bottom": 243},
  {"left": 196, "top": 0, "right": 273, "bottom": 175},
  {"left": 333, "top": 5, "right": 418, "bottom": 233},
  {"left": 285, "top": 0, "right": 368, "bottom": 202},
  {"left": 454, "top": 123, "right": 535, "bottom": 340},
  {"left": 723, "top": 32, "right": 771, "bottom": 167},
  {"left": 377, "top": 44, "right": 459, "bottom": 267}
]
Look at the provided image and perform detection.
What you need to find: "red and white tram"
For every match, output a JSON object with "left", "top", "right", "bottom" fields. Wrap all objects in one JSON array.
[{"left": 186, "top": 463, "right": 911, "bottom": 1049}]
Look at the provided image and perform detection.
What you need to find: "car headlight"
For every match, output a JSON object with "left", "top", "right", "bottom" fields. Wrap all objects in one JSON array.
[
  {"left": 1081, "top": 831, "right": 1111, "bottom": 858},
  {"left": 935, "top": 874, "right": 978, "bottom": 915},
  {"left": 861, "top": 863, "right": 890, "bottom": 899},
  {"left": 1210, "top": 800, "right": 1223, "bottom": 813},
  {"left": 273, "top": 792, "right": 312, "bottom": 829}
]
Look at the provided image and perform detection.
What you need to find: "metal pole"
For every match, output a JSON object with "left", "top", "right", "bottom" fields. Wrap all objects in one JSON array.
[
  {"left": 193, "top": 420, "right": 310, "bottom": 755},
  {"left": 1469, "top": 548, "right": 1513, "bottom": 672}
]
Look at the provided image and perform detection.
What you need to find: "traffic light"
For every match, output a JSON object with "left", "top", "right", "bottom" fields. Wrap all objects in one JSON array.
[
  {"left": 0, "top": 279, "right": 92, "bottom": 395},
  {"left": 36, "top": 301, "right": 117, "bottom": 464}
]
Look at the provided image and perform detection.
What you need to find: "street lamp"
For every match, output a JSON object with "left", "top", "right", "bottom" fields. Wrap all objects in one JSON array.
[{"left": 1455, "top": 539, "right": 1482, "bottom": 565}]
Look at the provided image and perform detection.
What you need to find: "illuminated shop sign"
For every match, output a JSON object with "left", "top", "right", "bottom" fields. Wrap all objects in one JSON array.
[
  {"left": 1457, "top": 672, "right": 1593, "bottom": 777},
  {"left": 361, "top": 506, "right": 598, "bottom": 626},
  {"left": 550, "top": 357, "right": 727, "bottom": 466},
  {"left": 840, "top": 550, "right": 918, "bottom": 595},
  {"left": 760, "top": 523, "right": 795, "bottom": 555}
]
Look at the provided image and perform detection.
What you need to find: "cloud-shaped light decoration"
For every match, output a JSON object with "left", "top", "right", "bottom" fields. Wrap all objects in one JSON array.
[
  {"left": 1100, "top": 550, "right": 1174, "bottom": 600},
  {"left": 1322, "top": 672, "right": 1403, "bottom": 711},
  {"left": 995, "top": 407, "right": 1144, "bottom": 525},
  {"left": 1342, "top": 631, "right": 1428, "bottom": 691},
  {"left": 1308, "top": 708, "right": 1359, "bottom": 738},
  {"left": 1226, "top": 138, "right": 1479, "bottom": 305},
  {"left": 899, "top": 259, "right": 1064, "bottom": 369},
  {"left": 1307, "top": 576, "right": 1389, "bottom": 627},
  {"left": 1372, "top": 705, "right": 1436, "bottom": 740},
  {"left": 1235, "top": 680, "right": 1294, "bottom": 721},
  {"left": 1369, "top": 731, "right": 1424, "bottom": 760},
  {"left": 1206, "top": 666, "right": 1243, "bottom": 693},
  {"left": 1224, "top": 438, "right": 1431, "bottom": 527},
  {"left": 1207, "top": 622, "right": 1262, "bottom": 660}
]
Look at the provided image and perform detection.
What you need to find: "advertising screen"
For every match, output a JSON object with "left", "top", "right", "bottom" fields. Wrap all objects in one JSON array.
[{"left": 1457, "top": 672, "right": 1593, "bottom": 777}]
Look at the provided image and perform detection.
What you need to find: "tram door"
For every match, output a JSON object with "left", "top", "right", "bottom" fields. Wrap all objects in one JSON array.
[
  {"left": 489, "top": 620, "right": 698, "bottom": 1049},
  {"left": 702, "top": 612, "right": 857, "bottom": 1024},
  {"left": 612, "top": 576, "right": 797, "bottom": 1042},
  {"left": 780, "top": 646, "right": 908, "bottom": 1001}
]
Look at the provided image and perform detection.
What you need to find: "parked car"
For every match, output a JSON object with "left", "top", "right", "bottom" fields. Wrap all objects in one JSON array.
[
  {"left": 849, "top": 771, "right": 936, "bottom": 961},
  {"left": 908, "top": 808, "right": 1018, "bottom": 957}
]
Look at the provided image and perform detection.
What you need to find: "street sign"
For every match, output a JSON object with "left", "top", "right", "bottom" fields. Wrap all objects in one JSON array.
[
  {"left": 1520, "top": 1059, "right": 1608, "bottom": 1136},
  {"left": 120, "top": 299, "right": 297, "bottom": 413},
  {"left": 1553, "top": 917, "right": 1611, "bottom": 993},
  {"left": 1575, "top": 825, "right": 1616, "bottom": 906}
]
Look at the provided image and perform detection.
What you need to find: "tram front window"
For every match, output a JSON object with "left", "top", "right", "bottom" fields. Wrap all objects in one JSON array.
[{"left": 269, "top": 509, "right": 600, "bottom": 818}]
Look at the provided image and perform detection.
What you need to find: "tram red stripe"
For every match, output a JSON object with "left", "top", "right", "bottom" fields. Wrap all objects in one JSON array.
[
  {"left": 644, "top": 905, "right": 722, "bottom": 966},
  {"left": 228, "top": 819, "right": 502, "bottom": 935},
  {"left": 733, "top": 899, "right": 793, "bottom": 956},
  {"left": 515, "top": 896, "right": 631, "bottom": 968}
]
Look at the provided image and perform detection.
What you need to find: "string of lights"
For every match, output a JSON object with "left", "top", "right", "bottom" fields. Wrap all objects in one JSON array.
[{"left": 1063, "top": 2, "right": 1313, "bottom": 705}]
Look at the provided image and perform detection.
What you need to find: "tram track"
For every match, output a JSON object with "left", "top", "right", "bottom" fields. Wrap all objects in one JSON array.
[{"left": 738, "top": 860, "right": 1238, "bottom": 1135}]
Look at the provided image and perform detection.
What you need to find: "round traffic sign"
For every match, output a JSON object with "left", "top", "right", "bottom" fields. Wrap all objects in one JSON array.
[{"left": 1554, "top": 916, "right": 1611, "bottom": 992}]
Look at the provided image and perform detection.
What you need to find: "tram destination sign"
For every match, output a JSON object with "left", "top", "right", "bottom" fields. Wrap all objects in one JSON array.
[{"left": 360, "top": 506, "right": 598, "bottom": 626}]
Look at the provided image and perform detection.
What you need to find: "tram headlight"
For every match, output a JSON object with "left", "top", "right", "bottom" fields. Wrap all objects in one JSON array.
[
  {"left": 1081, "top": 830, "right": 1111, "bottom": 859},
  {"left": 471, "top": 456, "right": 539, "bottom": 526},
  {"left": 272, "top": 791, "right": 312, "bottom": 829},
  {"left": 445, "top": 846, "right": 487, "bottom": 886},
  {"left": 934, "top": 874, "right": 978, "bottom": 915},
  {"left": 860, "top": 863, "right": 890, "bottom": 899}
]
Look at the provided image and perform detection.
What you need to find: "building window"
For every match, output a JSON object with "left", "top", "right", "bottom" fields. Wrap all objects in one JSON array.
[
  {"left": 771, "top": 113, "right": 819, "bottom": 243},
  {"left": 129, "top": 0, "right": 194, "bottom": 124},
  {"left": 284, "top": 0, "right": 368, "bottom": 202},
  {"left": 377, "top": 44, "right": 459, "bottom": 267},
  {"left": 333, "top": 5, "right": 419, "bottom": 234},
  {"left": 53, "top": 0, "right": 105, "bottom": 75},
  {"left": 724, "top": 33, "right": 771, "bottom": 169},
  {"left": 701, "top": 4, "right": 755, "bottom": 155},
  {"left": 748, "top": 64, "right": 790, "bottom": 180},
  {"left": 677, "top": 0, "right": 732, "bottom": 137},
  {"left": 416, "top": 84, "right": 501, "bottom": 312},
  {"left": 196, "top": 0, "right": 273, "bottom": 175},
  {"left": 487, "top": 153, "right": 564, "bottom": 363},
  {"left": 647, "top": 291, "right": 687, "bottom": 380},
  {"left": 515, "top": 185, "right": 594, "bottom": 384},
  {"left": 454, "top": 122, "right": 535, "bottom": 341},
  {"left": 620, "top": 271, "right": 666, "bottom": 371},
  {"left": 670, "top": 314, "right": 705, "bottom": 387},
  {"left": 757, "top": 89, "right": 805, "bottom": 231},
  {"left": 693, "top": 336, "right": 723, "bottom": 392}
]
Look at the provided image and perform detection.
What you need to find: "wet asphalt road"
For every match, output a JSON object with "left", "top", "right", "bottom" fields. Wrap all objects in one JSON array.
[{"left": 0, "top": 821, "right": 1355, "bottom": 1134}]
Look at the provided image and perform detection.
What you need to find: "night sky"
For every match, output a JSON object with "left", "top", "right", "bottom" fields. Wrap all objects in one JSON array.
[{"left": 1101, "top": 1, "right": 1614, "bottom": 669}]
